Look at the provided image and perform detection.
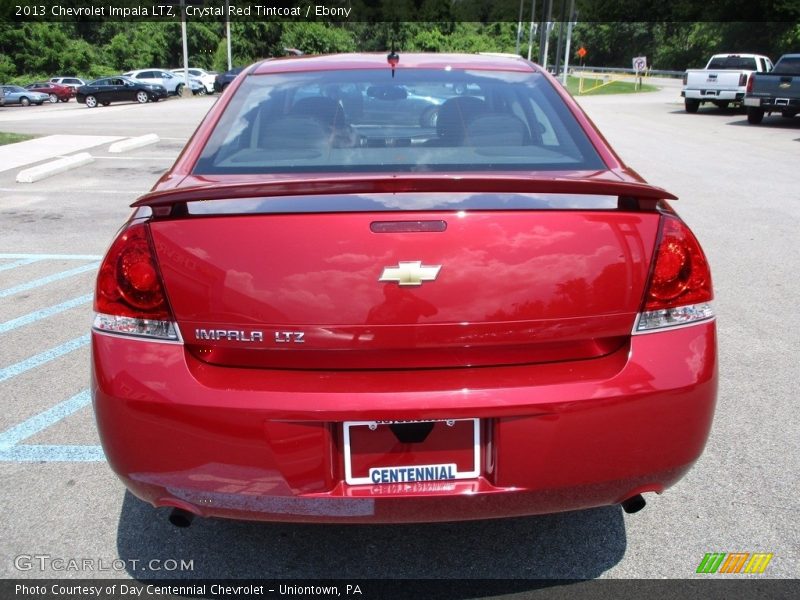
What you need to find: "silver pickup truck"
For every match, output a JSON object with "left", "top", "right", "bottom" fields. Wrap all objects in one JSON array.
[
  {"left": 682, "top": 54, "right": 773, "bottom": 113},
  {"left": 744, "top": 54, "right": 800, "bottom": 124}
]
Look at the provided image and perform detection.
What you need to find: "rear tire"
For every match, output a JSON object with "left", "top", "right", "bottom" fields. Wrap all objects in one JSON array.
[
  {"left": 85, "top": 95, "right": 97, "bottom": 108},
  {"left": 136, "top": 91, "right": 149, "bottom": 104},
  {"left": 48, "top": 93, "right": 58, "bottom": 103},
  {"left": 102, "top": 101, "right": 110, "bottom": 106},
  {"left": 746, "top": 107, "right": 764, "bottom": 124},
  {"left": 684, "top": 99, "right": 700, "bottom": 113},
  {"left": 420, "top": 106, "right": 439, "bottom": 128},
  {"left": 60, "top": 97, "right": 69, "bottom": 103},
  {"left": 175, "top": 83, "right": 184, "bottom": 96},
  {"left": 20, "top": 97, "right": 30, "bottom": 107}
]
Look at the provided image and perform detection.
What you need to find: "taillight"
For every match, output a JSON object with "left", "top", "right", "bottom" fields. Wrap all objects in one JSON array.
[
  {"left": 746, "top": 74, "right": 754, "bottom": 93},
  {"left": 93, "top": 222, "right": 179, "bottom": 341},
  {"left": 635, "top": 215, "right": 714, "bottom": 333},
  {"left": 682, "top": 72, "right": 687, "bottom": 85},
  {"left": 739, "top": 72, "right": 748, "bottom": 87}
]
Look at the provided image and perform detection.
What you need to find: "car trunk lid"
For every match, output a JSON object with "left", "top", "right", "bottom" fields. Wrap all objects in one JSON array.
[{"left": 146, "top": 187, "right": 663, "bottom": 370}]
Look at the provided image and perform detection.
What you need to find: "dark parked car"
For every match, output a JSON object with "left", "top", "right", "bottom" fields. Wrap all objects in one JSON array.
[
  {"left": 213, "top": 67, "right": 244, "bottom": 93},
  {"left": 25, "top": 82, "right": 73, "bottom": 103},
  {"left": 76, "top": 76, "right": 168, "bottom": 108}
]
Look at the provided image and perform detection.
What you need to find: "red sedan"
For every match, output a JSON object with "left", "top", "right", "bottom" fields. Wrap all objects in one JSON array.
[
  {"left": 24, "top": 81, "right": 73, "bottom": 103},
  {"left": 92, "top": 53, "right": 717, "bottom": 526}
]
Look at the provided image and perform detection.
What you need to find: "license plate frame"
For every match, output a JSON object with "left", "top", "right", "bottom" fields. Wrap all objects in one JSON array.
[{"left": 343, "top": 418, "right": 480, "bottom": 486}]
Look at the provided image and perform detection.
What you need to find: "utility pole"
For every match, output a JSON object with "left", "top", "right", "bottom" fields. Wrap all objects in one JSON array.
[
  {"left": 553, "top": 0, "right": 567, "bottom": 78},
  {"left": 226, "top": 0, "right": 232, "bottom": 70},
  {"left": 539, "top": 0, "right": 552, "bottom": 70},
  {"left": 561, "top": 0, "right": 576, "bottom": 86},
  {"left": 526, "top": 0, "right": 537, "bottom": 62},
  {"left": 180, "top": 0, "right": 190, "bottom": 97},
  {"left": 515, "top": 0, "right": 524, "bottom": 55}
]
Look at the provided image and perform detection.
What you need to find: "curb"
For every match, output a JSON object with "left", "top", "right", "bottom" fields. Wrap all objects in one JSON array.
[
  {"left": 16, "top": 153, "right": 94, "bottom": 184},
  {"left": 109, "top": 133, "right": 160, "bottom": 153}
]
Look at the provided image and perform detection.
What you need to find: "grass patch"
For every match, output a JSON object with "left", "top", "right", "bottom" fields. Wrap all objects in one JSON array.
[
  {"left": 566, "top": 76, "right": 658, "bottom": 96},
  {"left": 0, "top": 132, "right": 37, "bottom": 146}
]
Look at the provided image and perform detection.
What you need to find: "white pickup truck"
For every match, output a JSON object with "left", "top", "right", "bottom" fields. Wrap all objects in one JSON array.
[{"left": 682, "top": 53, "right": 773, "bottom": 113}]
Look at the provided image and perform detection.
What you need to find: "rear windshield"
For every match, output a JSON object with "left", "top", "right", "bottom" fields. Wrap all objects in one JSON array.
[
  {"left": 773, "top": 56, "right": 800, "bottom": 74},
  {"left": 194, "top": 68, "right": 605, "bottom": 175},
  {"left": 707, "top": 56, "right": 758, "bottom": 70}
]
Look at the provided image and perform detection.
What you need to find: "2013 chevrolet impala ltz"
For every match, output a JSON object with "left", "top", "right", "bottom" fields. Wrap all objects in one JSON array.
[{"left": 91, "top": 53, "right": 717, "bottom": 526}]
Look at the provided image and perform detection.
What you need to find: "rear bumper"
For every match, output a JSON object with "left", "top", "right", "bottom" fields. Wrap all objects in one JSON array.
[
  {"left": 744, "top": 95, "right": 800, "bottom": 110},
  {"left": 683, "top": 89, "right": 743, "bottom": 101},
  {"left": 92, "top": 321, "right": 717, "bottom": 523}
]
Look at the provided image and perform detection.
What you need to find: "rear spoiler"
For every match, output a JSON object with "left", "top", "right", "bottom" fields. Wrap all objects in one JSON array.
[{"left": 132, "top": 174, "right": 677, "bottom": 209}]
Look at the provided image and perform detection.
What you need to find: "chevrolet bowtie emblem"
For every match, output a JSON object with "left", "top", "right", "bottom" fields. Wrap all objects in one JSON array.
[{"left": 379, "top": 261, "right": 442, "bottom": 286}]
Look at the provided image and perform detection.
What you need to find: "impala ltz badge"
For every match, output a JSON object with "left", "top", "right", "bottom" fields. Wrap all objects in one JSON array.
[{"left": 379, "top": 261, "right": 442, "bottom": 286}]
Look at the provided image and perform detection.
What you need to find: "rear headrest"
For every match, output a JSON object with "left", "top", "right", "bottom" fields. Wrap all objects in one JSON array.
[
  {"left": 435, "top": 96, "right": 488, "bottom": 144},
  {"left": 261, "top": 116, "right": 327, "bottom": 149},
  {"left": 290, "top": 96, "right": 346, "bottom": 131},
  {"left": 465, "top": 114, "right": 529, "bottom": 146}
]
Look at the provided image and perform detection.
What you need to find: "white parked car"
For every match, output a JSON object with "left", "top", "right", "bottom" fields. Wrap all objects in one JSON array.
[
  {"left": 49, "top": 76, "right": 88, "bottom": 91},
  {"left": 170, "top": 68, "right": 217, "bottom": 94},
  {"left": 122, "top": 69, "right": 204, "bottom": 96}
]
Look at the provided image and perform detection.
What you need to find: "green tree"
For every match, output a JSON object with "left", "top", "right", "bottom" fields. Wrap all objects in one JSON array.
[{"left": 281, "top": 23, "right": 356, "bottom": 54}]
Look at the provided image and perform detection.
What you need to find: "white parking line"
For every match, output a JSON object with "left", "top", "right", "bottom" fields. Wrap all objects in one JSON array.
[{"left": 0, "top": 389, "right": 105, "bottom": 462}]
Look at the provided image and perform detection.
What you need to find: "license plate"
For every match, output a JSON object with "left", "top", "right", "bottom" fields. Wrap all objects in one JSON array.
[
  {"left": 343, "top": 419, "right": 480, "bottom": 486},
  {"left": 744, "top": 97, "right": 761, "bottom": 107}
]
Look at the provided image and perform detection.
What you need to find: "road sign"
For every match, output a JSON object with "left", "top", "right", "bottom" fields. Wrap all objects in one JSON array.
[
  {"left": 632, "top": 56, "right": 647, "bottom": 72},
  {"left": 577, "top": 47, "right": 587, "bottom": 59}
]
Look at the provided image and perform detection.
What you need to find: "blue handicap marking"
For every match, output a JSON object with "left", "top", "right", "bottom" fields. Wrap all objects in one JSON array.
[
  {"left": 0, "top": 390, "right": 105, "bottom": 462},
  {"left": 0, "top": 252, "right": 106, "bottom": 462}
]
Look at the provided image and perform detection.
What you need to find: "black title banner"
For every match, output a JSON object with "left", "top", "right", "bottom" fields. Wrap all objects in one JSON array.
[{"left": 3, "top": 0, "right": 799, "bottom": 23}]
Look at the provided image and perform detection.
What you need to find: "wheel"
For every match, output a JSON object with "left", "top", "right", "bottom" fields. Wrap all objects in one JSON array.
[
  {"left": 136, "top": 90, "right": 149, "bottom": 104},
  {"left": 20, "top": 97, "right": 30, "bottom": 107},
  {"left": 197, "top": 86, "right": 207, "bottom": 96},
  {"left": 420, "top": 106, "right": 439, "bottom": 128},
  {"left": 712, "top": 100, "right": 729, "bottom": 110},
  {"left": 85, "top": 95, "right": 97, "bottom": 108},
  {"left": 221, "top": 83, "right": 229, "bottom": 92},
  {"left": 102, "top": 101, "right": 110, "bottom": 106},
  {"left": 152, "top": 97, "right": 160, "bottom": 102},
  {"left": 60, "top": 97, "right": 69, "bottom": 103},
  {"left": 175, "top": 83, "right": 184, "bottom": 96},
  {"left": 684, "top": 98, "right": 699, "bottom": 113},
  {"left": 746, "top": 107, "right": 764, "bottom": 124},
  {"left": 781, "top": 110, "right": 797, "bottom": 119},
  {"left": 48, "top": 93, "right": 58, "bottom": 103}
]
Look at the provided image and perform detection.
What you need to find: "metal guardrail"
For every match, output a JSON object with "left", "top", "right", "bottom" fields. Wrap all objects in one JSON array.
[{"left": 568, "top": 65, "right": 685, "bottom": 78}]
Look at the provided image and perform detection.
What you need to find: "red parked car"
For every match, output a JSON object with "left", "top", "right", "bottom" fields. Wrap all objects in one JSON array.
[
  {"left": 92, "top": 53, "right": 717, "bottom": 527},
  {"left": 24, "top": 81, "right": 73, "bottom": 103}
]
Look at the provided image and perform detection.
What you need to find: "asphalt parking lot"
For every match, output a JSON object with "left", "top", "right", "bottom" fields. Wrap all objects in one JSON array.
[{"left": 0, "top": 83, "right": 797, "bottom": 584}]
